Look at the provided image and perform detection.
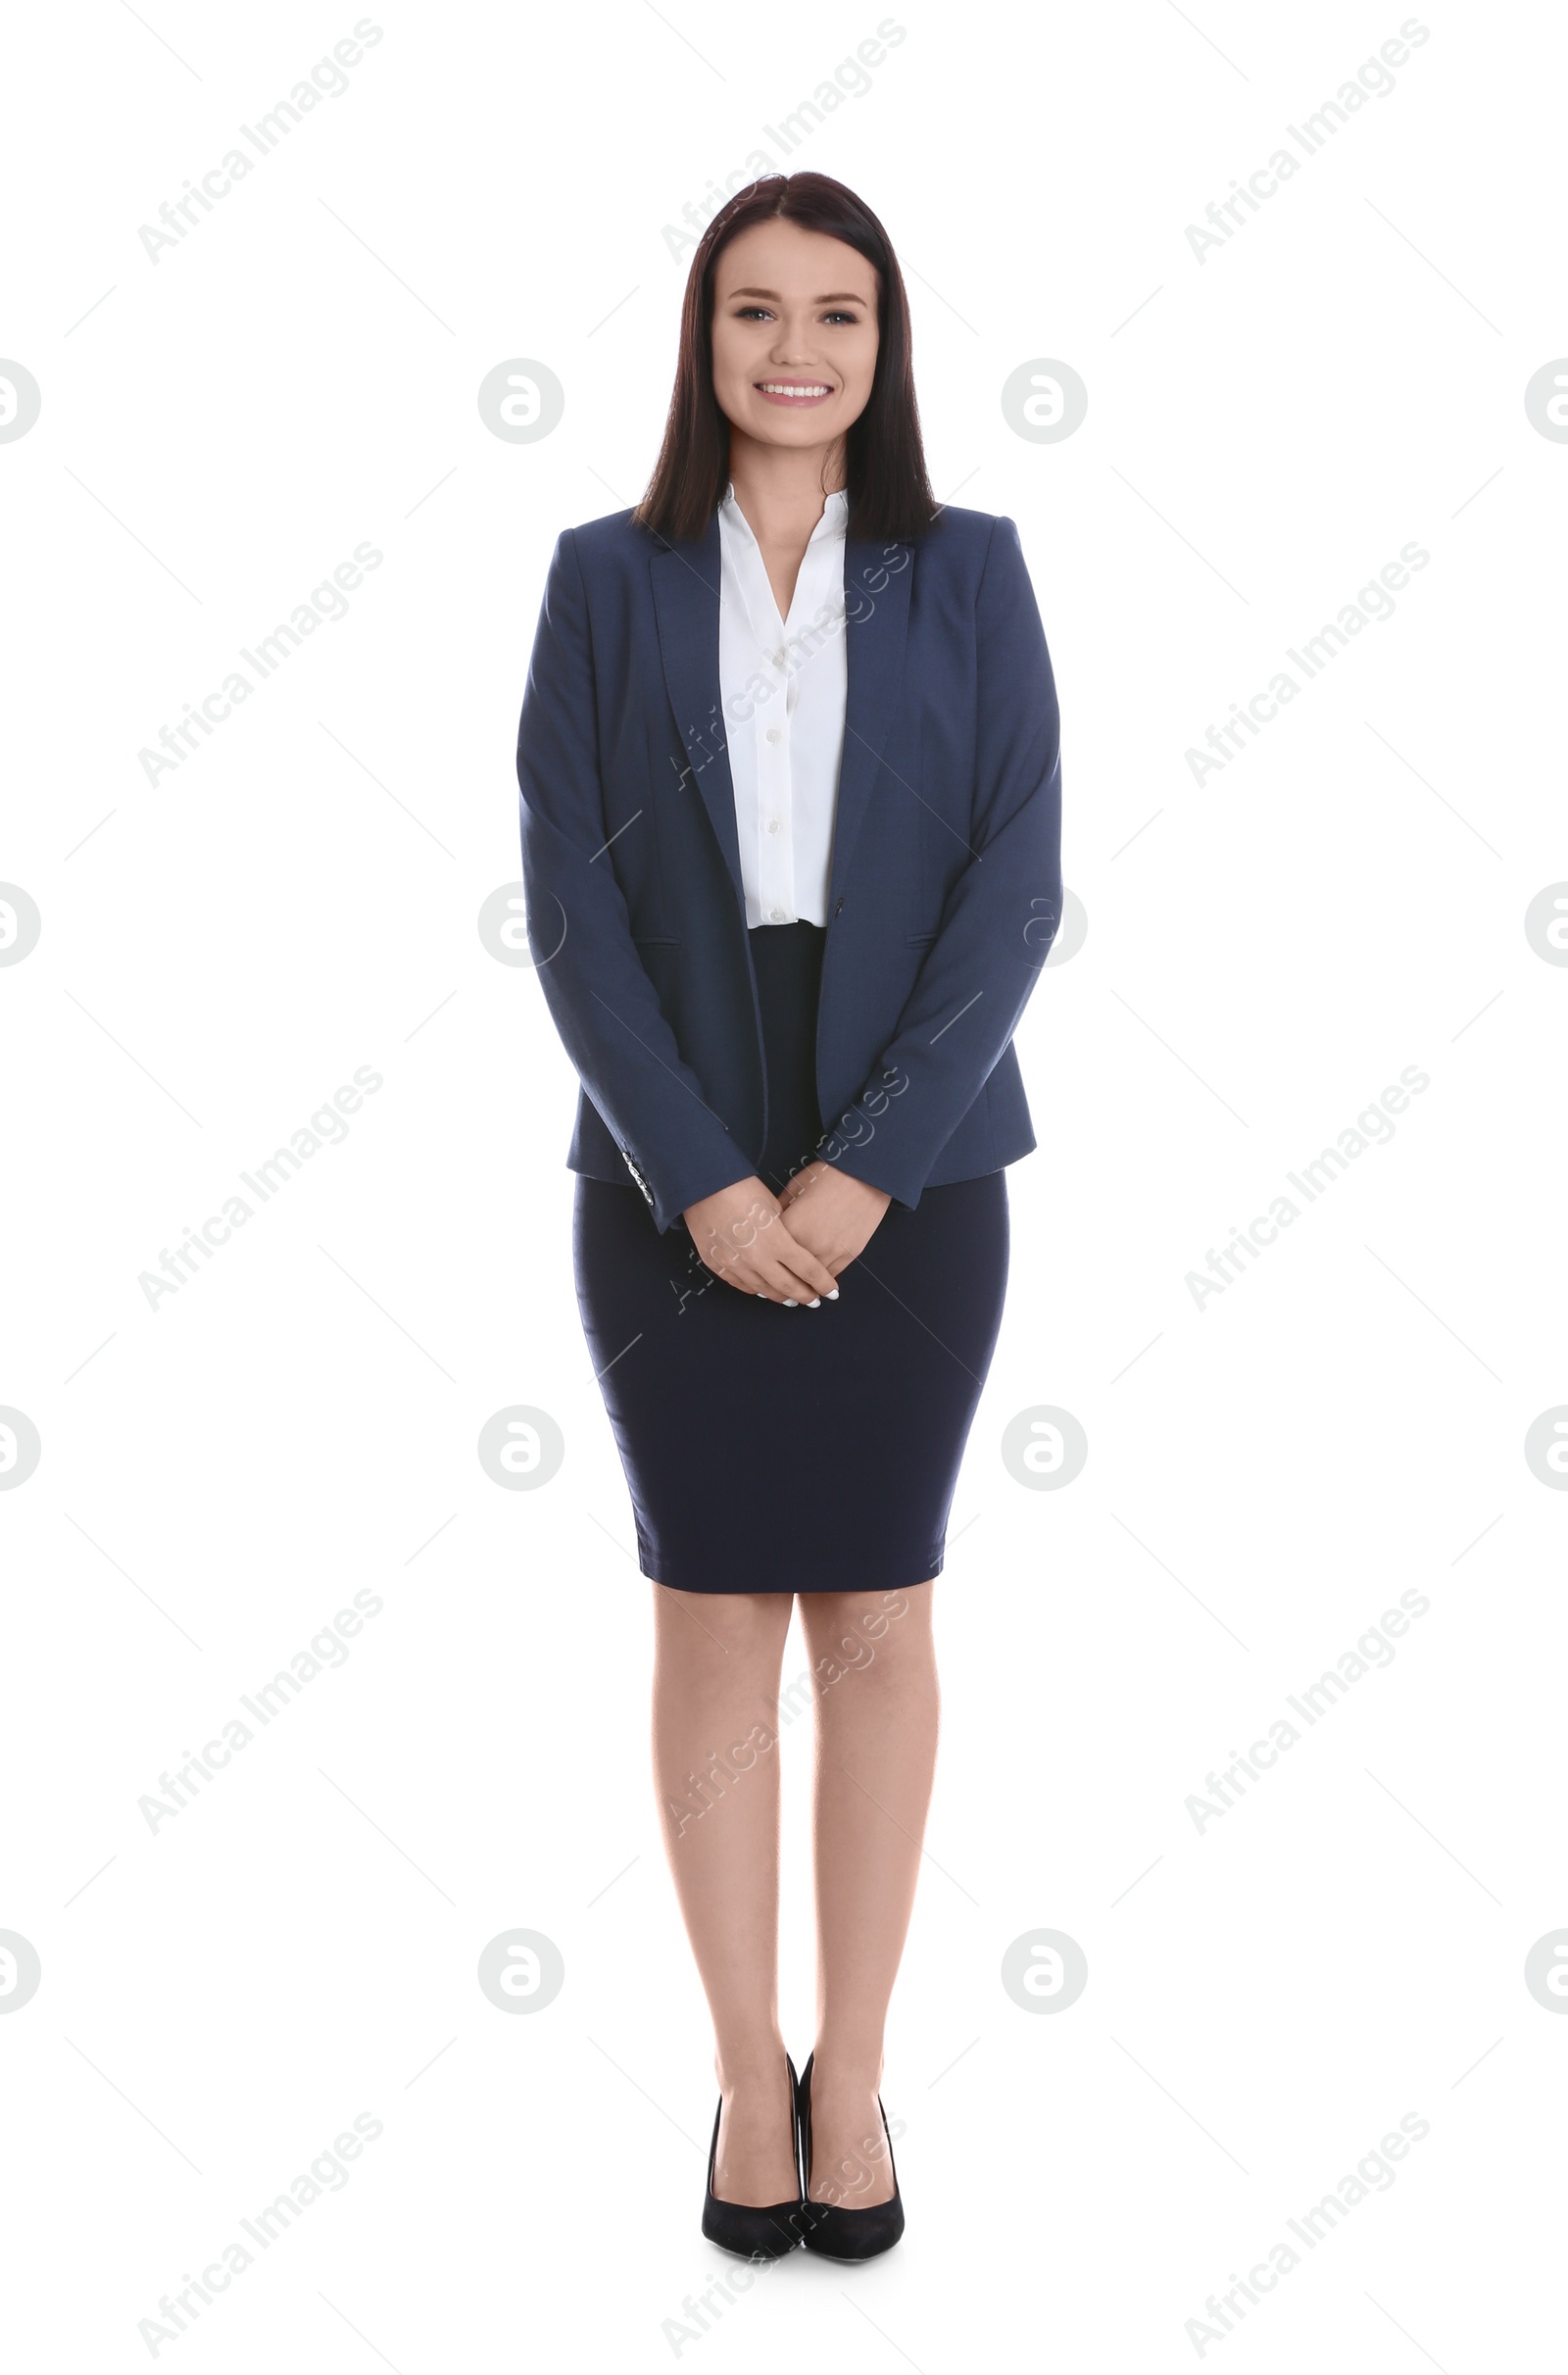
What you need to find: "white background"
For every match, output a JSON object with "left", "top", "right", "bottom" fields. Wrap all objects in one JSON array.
[{"left": 3, "top": 1, "right": 1565, "bottom": 2365}]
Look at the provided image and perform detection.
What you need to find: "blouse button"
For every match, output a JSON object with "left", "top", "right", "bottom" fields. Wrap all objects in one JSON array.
[
  {"left": 766, "top": 817, "right": 780, "bottom": 834},
  {"left": 765, "top": 727, "right": 781, "bottom": 744},
  {"left": 768, "top": 907, "right": 786, "bottom": 923}
]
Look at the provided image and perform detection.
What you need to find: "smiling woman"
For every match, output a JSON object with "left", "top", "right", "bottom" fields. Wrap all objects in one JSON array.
[
  {"left": 636, "top": 175, "right": 933, "bottom": 550},
  {"left": 516, "top": 169, "right": 1063, "bottom": 2266}
]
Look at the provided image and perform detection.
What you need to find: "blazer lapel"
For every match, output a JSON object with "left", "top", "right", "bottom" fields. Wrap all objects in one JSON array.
[
  {"left": 649, "top": 508, "right": 915, "bottom": 915},
  {"left": 650, "top": 513, "right": 744, "bottom": 905},
  {"left": 828, "top": 527, "right": 913, "bottom": 912}
]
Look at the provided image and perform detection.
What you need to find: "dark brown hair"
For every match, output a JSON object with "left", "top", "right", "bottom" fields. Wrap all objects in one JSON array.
[{"left": 634, "top": 172, "right": 939, "bottom": 547}]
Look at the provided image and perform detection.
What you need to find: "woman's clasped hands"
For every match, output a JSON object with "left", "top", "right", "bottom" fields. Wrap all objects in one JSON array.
[{"left": 682, "top": 1162, "right": 891, "bottom": 1307}]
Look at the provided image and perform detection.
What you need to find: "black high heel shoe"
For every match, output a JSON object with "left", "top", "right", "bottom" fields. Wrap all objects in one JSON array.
[
  {"left": 795, "top": 2052, "right": 906, "bottom": 2260},
  {"left": 701, "top": 2053, "right": 807, "bottom": 2258}
]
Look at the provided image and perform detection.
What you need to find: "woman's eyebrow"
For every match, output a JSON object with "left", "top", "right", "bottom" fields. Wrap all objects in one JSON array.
[{"left": 724, "top": 286, "right": 871, "bottom": 304}]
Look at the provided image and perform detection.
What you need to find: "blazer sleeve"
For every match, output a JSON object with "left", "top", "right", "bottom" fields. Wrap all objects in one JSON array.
[
  {"left": 822, "top": 515, "right": 1062, "bottom": 1209},
  {"left": 516, "top": 527, "right": 756, "bottom": 1233}
]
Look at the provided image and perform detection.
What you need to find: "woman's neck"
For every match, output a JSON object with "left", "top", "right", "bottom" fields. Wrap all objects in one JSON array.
[{"left": 725, "top": 431, "right": 847, "bottom": 551}]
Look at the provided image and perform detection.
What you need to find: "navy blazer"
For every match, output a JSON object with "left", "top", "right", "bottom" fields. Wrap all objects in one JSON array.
[{"left": 516, "top": 501, "right": 1061, "bottom": 1234}]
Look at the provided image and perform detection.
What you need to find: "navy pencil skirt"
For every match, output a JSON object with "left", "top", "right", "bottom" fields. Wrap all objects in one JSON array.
[{"left": 572, "top": 921, "right": 1009, "bottom": 1594}]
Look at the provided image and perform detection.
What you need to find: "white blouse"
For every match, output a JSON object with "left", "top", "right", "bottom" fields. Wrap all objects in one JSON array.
[{"left": 716, "top": 480, "right": 849, "bottom": 928}]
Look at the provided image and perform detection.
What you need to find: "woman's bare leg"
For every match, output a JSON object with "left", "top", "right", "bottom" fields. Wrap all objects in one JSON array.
[
  {"left": 798, "top": 1583, "right": 939, "bottom": 2208},
  {"left": 651, "top": 1583, "right": 798, "bottom": 2206}
]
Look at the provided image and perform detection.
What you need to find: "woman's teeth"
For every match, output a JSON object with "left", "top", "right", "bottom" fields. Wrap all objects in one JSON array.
[{"left": 758, "top": 382, "right": 831, "bottom": 397}]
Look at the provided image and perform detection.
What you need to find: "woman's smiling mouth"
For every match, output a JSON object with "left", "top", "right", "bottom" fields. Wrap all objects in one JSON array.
[{"left": 755, "top": 379, "right": 834, "bottom": 404}]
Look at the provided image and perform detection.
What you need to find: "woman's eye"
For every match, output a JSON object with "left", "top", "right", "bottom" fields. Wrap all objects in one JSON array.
[{"left": 730, "top": 306, "right": 861, "bottom": 324}]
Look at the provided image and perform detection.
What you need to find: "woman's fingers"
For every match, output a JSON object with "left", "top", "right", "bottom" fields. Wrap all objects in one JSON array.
[
  {"left": 768, "top": 1221, "right": 840, "bottom": 1303},
  {"left": 694, "top": 1238, "right": 784, "bottom": 1300},
  {"left": 695, "top": 1223, "right": 837, "bottom": 1305},
  {"left": 741, "top": 1232, "right": 838, "bottom": 1307}
]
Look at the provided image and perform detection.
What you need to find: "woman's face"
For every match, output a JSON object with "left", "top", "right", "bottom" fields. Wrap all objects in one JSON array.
[{"left": 710, "top": 220, "right": 881, "bottom": 460}]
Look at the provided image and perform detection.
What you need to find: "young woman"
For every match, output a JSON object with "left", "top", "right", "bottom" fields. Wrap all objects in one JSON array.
[{"left": 516, "top": 171, "right": 1061, "bottom": 2260}]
